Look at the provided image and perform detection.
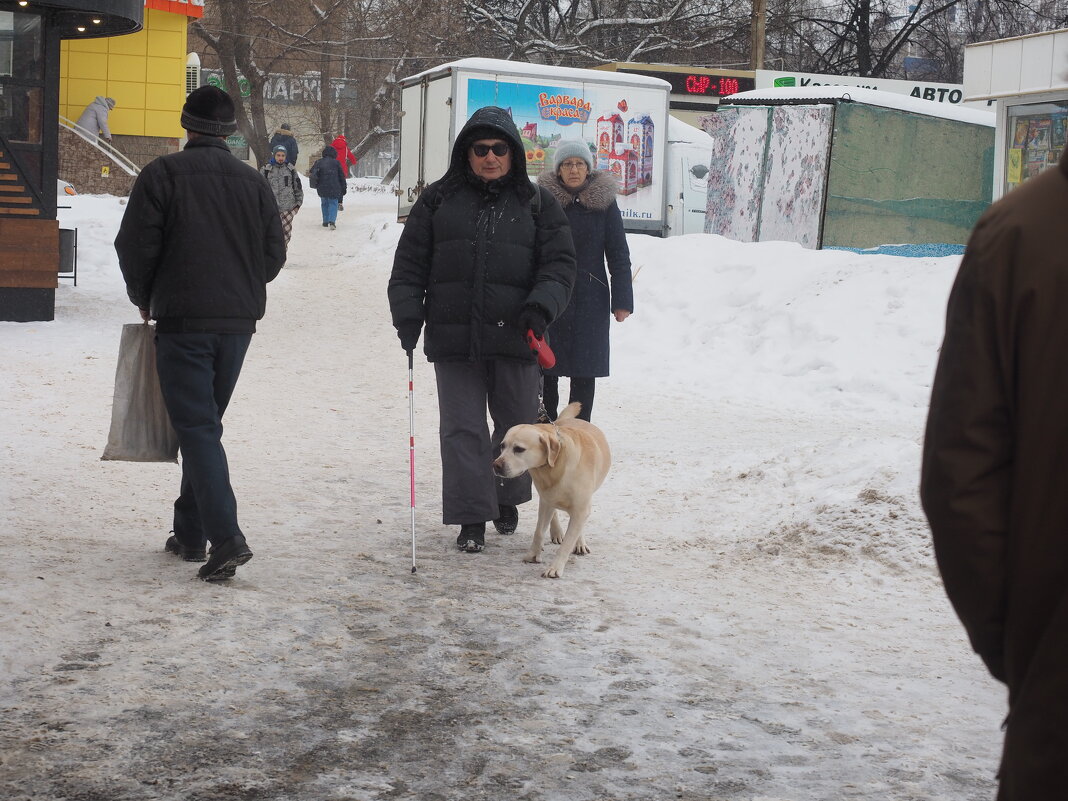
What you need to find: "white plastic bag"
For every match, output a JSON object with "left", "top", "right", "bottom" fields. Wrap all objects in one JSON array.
[{"left": 101, "top": 323, "right": 179, "bottom": 462}]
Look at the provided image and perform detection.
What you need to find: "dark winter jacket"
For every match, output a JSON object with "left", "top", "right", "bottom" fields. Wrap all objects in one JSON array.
[
  {"left": 309, "top": 146, "right": 347, "bottom": 200},
  {"left": 269, "top": 128, "right": 298, "bottom": 165},
  {"left": 114, "top": 136, "right": 286, "bottom": 333},
  {"left": 262, "top": 160, "right": 303, "bottom": 212},
  {"left": 388, "top": 106, "right": 577, "bottom": 363},
  {"left": 537, "top": 169, "right": 632, "bottom": 377},
  {"left": 920, "top": 146, "right": 1068, "bottom": 799}
]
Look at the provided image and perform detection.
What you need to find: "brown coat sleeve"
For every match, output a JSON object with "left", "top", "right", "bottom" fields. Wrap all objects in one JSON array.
[{"left": 920, "top": 216, "right": 1015, "bottom": 683}]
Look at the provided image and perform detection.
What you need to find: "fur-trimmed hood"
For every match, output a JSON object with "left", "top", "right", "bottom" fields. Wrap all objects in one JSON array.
[{"left": 537, "top": 169, "right": 618, "bottom": 211}]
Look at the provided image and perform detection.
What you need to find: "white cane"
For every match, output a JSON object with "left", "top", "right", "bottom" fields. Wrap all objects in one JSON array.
[{"left": 408, "top": 349, "right": 417, "bottom": 573}]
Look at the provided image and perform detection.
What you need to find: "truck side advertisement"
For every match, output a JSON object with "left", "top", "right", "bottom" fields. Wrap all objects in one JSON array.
[{"left": 453, "top": 73, "right": 668, "bottom": 226}]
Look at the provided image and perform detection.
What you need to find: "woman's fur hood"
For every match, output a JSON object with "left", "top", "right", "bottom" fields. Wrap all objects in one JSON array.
[{"left": 537, "top": 169, "right": 618, "bottom": 211}]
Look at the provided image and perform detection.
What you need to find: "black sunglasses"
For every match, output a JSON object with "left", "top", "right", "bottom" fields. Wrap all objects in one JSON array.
[{"left": 470, "top": 142, "right": 510, "bottom": 157}]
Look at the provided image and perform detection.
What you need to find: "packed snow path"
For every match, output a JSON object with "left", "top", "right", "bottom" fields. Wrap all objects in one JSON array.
[{"left": 0, "top": 186, "right": 1003, "bottom": 800}]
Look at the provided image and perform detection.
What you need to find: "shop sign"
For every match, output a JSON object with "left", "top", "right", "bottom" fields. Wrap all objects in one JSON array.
[
  {"left": 757, "top": 69, "right": 966, "bottom": 105},
  {"left": 203, "top": 70, "right": 357, "bottom": 106}
]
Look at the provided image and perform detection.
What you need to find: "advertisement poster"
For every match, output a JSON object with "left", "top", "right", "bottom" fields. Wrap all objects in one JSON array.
[
  {"left": 1007, "top": 148, "right": 1023, "bottom": 185},
  {"left": 1027, "top": 118, "right": 1051, "bottom": 150},
  {"left": 457, "top": 75, "right": 666, "bottom": 224},
  {"left": 1052, "top": 114, "right": 1067, "bottom": 149},
  {"left": 1012, "top": 120, "right": 1029, "bottom": 148}
]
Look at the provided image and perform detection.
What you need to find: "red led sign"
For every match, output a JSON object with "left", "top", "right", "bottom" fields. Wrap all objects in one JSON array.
[{"left": 620, "top": 69, "right": 755, "bottom": 98}]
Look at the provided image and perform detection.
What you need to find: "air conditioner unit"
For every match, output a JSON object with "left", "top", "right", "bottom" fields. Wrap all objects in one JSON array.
[{"left": 186, "top": 52, "right": 202, "bottom": 96}]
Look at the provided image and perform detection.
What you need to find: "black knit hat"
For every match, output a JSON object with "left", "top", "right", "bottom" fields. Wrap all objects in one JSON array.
[{"left": 181, "top": 86, "right": 238, "bottom": 136}]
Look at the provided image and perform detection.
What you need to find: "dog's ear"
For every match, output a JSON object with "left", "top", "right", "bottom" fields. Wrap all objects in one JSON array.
[{"left": 542, "top": 430, "right": 562, "bottom": 467}]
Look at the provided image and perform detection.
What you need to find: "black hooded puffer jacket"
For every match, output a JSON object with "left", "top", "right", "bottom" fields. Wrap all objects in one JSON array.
[
  {"left": 388, "top": 106, "right": 577, "bottom": 363},
  {"left": 309, "top": 145, "right": 347, "bottom": 199}
]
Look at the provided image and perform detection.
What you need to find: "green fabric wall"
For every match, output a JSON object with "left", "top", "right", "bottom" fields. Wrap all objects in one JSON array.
[{"left": 822, "top": 103, "right": 994, "bottom": 248}]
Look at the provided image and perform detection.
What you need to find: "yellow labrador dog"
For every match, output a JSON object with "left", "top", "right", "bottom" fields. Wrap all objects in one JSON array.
[{"left": 492, "top": 402, "right": 611, "bottom": 578}]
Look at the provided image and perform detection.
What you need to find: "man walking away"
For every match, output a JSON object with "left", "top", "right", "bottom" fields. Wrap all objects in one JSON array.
[
  {"left": 270, "top": 123, "right": 298, "bottom": 166},
  {"left": 114, "top": 86, "right": 286, "bottom": 581},
  {"left": 308, "top": 145, "right": 346, "bottom": 229}
]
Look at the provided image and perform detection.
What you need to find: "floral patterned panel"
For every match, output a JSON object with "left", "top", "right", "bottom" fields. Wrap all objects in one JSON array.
[
  {"left": 704, "top": 106, "right": 770, "bottom": 242},
  {"left": 760, "top": 105, "right": 834, "bottom": 249}
]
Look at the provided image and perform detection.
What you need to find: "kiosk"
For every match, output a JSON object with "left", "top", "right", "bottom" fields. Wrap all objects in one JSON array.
[{"left": 0, "top": 0, "right": 141, "bottom": 322}]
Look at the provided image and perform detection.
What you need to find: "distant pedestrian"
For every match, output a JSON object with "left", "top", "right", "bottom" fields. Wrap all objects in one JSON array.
[
  {"left": 537, "top": 139, "right": 632, "bottom": 422},
  {"left": 330, "top": 134, "right": 358, "bottom": 181},
  {"left": 75, "top": 96, "right": 115, "bottom": 144},
  {"left": 308, "top": 145, "right": 346, "bottom": 229},
  {"left": 114, "top": 85, "right": 285, "bottom": 582},
  {"left": 388, "top": 105, "right": 576, "bottom": 554},
  {"left": 921, "top": 146, "right": 1068, "bottom": 798},
  {"left": 262, "top": 144, "right": 303, "bottom": 248},
  {"left": 269, "top": 123, "right": 298, "bottom": 166}
]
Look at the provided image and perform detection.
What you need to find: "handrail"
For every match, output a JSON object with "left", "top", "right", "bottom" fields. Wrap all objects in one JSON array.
[{"left": 59, "top": 116, "right": 141, "bottom": 177}]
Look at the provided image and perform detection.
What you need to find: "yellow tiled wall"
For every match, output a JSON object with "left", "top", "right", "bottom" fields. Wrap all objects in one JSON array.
[{"left": 60, "top": 9, "right": 188, "bottom": 138}]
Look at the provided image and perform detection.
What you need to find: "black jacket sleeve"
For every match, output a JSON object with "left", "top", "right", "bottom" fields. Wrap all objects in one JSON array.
[
  {"left": 114, "top": 161, "right": 167, "bottom": 309},
  {"left": 387, "top": 190, "right": 434, "bottom": 330},
  {"left": 260, "top": 179, "right": 286, "bottom": 282}
]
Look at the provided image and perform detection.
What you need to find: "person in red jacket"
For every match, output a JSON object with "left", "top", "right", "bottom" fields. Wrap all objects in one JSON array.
[{"left": 330, "top": 134, "right": 357, "bottom": 177}]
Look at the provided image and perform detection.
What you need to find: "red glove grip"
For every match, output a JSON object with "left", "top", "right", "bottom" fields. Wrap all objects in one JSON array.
[{"left": 526, "top": 329, "right": 556, "bottom": 369}]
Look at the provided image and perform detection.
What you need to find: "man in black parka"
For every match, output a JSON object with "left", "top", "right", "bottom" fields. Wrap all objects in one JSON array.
[
  {"left": 115, "top": 86, "right": 285, "bottom": 581},
  {"left": 388, "top": 106, "right": 577, "bottom": 553}
]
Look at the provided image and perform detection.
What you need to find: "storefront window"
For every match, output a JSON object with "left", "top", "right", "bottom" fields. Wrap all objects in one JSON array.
[
  {"left": 0, "top": 10, "right": 43, "bottom": 144},
  {"left": 1004, "top": 100, "right": 1068, "bottom": 192}
]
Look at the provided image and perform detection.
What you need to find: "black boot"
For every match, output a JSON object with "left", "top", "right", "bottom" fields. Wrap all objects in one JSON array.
[
  {"left": 198, "top": 535, "right": 253, "bottom": 581},
  {"left": 164, "top": 533, "right": 207, "bottom": 562},
  {"left": 456, "top": 523, "right": 485, "bottom": 553},
  {"left": 493, "top": 504, "right": 518, "bottom": 535}
]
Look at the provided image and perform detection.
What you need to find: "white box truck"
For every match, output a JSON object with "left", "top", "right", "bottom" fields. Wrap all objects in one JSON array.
[{"left": 398, "top": 58, "right": 713, "bottom": 237}]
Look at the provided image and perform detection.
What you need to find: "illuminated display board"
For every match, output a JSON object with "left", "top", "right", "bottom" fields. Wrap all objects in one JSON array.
[{"left": 618, "top": 69, "right": 756, "bottom": 99}]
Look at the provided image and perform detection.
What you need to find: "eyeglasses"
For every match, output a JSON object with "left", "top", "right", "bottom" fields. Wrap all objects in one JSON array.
[
  {"left": 470, "top": 142, "right": 510, "bottom": 157},
  {"left": 560, "top": 160, "right": 588, "bottom": 171}
]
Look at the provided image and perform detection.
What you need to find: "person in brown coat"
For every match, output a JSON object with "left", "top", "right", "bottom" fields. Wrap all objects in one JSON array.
[{"left": 920, "top": 148, "right": 1068, "bottom": 800}]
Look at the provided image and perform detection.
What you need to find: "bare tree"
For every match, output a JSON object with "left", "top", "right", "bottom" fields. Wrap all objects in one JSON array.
[
  {"left": 460, "top": 0, "right": 745, "bottom": 67},
  {"left": 765, "top": 0, "right": 1068, "bottom": 81}
]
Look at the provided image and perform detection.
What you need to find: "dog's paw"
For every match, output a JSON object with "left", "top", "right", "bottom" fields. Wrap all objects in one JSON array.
[
  {"left": 550, "top": 534, "right": 563, "bottom": 545},
  {"left": 522, "top": 551, "right": 541, "bottom": 564},
  {"left": 573, "top": 541, "right": 590, "bottom": 555},
  {"left": 541, "top": 566, "right": 564, "bottom": 578}
]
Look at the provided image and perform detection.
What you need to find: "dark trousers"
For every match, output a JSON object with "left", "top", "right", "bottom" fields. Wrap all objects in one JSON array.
[
  {"left": 434, "top": 360, "right": 540, "bottom": 525},
  {"left": 542, "top": 375, "right": 596, "bottom": 422},
  {"left": 155, "top": 333, "right": 252, "bottom": 548}
]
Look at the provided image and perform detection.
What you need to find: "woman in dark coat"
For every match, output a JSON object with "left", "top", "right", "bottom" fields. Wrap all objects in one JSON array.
[{"left": 536, "top": 139, "right": 633, "bottom": 422}]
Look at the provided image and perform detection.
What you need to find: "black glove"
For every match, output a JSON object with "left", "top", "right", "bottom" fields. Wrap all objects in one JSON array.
[
  {"left": 338, "top": 202, "right": 344, "bottom": 211},
  {"left": 517, "top": 305, "right": 548, "bottom": 338},
  {"left": 397, "top": 324, "right": 421, "bottom": 353}
]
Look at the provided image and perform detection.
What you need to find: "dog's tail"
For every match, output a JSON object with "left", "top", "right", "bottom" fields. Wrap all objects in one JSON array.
[{"left": 557, "top": 402, "right": 582, "bottom": 421}]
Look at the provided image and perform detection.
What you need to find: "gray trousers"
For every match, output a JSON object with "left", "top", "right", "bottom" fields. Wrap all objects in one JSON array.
[{"left": 434, "top": 360, "right": 540, "bottom": 525}]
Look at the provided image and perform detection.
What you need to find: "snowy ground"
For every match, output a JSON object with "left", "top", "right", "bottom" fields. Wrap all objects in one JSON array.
[{"left": 0, "top": 183, "right": 1005, "bottom": 800}]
